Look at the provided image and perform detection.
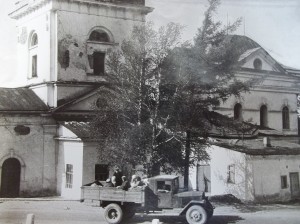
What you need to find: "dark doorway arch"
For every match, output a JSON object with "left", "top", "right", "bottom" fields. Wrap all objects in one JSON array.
[
  {"left": 260, "top": 105, "right": 268, "bottom": 128},
  {"left": 1, "top": 158, "right": 21, "bottom": 197}
]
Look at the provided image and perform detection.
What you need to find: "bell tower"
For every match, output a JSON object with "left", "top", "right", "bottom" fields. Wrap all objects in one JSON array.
[{"left": 10, "top": 0, "right": 153, "bottom": 107}]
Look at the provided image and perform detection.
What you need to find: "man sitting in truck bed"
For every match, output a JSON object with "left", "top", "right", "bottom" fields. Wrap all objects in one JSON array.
[{"left": 116, "top": 176, "right": 131, "bottom": 191}]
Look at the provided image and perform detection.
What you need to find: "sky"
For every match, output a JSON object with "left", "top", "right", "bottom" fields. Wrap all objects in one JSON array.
[{"left": 0, "top": 0, "right": 299, "bottom": 86}]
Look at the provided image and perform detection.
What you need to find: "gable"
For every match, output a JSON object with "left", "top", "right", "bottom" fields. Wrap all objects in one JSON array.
[
  {"left": 238, "top": 48, "right": 285, "bottom": 73},
  {"left": 54, "top": 85, "right": 122, "bottom": 113}
]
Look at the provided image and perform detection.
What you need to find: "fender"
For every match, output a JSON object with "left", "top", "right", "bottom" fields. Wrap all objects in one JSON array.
[{"left": 179, "top": 200, "right": 208, "bottom": 215}]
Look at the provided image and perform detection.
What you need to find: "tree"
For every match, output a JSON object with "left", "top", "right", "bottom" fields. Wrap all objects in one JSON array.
[
  {"left": 91, "top": 0, "right": 253, "bottom": 183},
  {"left": 158, "top": 0, "right": 253, "bottom": 188},
  {"left": 90, "top": 22, "right": 186, "bottom": 176}
]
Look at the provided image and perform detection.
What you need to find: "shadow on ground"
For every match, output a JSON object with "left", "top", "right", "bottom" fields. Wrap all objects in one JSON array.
[{"left": 126, "top": 215, "right": 244, "bottom": 224}]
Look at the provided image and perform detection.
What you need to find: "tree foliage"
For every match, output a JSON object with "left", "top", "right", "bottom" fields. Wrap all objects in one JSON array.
[{"left": 91, "top": 0, "right": 252, "bottom": 177}]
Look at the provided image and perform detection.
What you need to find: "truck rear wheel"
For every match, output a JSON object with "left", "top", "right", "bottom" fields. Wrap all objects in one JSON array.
[
  {"left": 185, "top": 205, "right": 208, "bottom": 224},
  {"left": 104, "top": 203, "right": 123, "bottom": 224}
]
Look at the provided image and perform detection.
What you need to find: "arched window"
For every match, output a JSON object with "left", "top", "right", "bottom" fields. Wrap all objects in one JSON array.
[
  {"left": 253, "top": 58, "right": 262, "bottom": 70},
  {"left": 88, "top": 30, "right": 110, "bottom": 42},
  {"left": 30, "top": 33, "right": 38, "bottom": 47},
  {"left": 260, "top": 105, "right": 268, "bottom": 128},
  {"left": 87, "top": 28, "right": 112, "bottom": 76},
  {"left": 282, "top": 106, "right": 290, "bottom": 129},
  {"left": 29, "top": 32, "right": 38, "bottom": 78},
  {"left": 234, "top": 103, "right": 243, "bottom": 121}
]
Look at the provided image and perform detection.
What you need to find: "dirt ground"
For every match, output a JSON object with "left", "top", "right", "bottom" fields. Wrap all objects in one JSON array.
[{"left": 0, "top": 199, "right": 299, "bottom": 224}]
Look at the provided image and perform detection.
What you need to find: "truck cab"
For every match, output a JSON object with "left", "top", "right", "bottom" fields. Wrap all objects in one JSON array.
[{"left": 147, "top": 175, "right": 179, "bottom": 208}]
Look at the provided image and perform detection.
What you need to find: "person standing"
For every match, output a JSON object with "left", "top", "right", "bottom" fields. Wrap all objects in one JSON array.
[{"left": 113, "top": 166, "right": 123, "bottom": 187}]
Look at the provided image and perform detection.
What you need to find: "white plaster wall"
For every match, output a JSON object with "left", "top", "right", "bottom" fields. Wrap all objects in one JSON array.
[
  {"left": 57, "top": 140, "right": 83, "bottom": 199},
  {"left": 208, "top": 146, "right": 249, "bottom": 200},
  {"left": 16, "top": 5, "right": 52, "bottom": 85},
  {"left": 0, "top": 115, "right": 57, "bottom": 196},
  {"left": 218, "top": 90, "right": 298, "bottom": 133},
  {"left": 251, "top": 155, "right": 300, "bottom": 202}
]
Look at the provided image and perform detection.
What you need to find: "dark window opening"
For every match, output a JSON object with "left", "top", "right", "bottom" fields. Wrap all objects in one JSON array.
[
  {"left": 31, "top": 33, "right": 38, "bottom": 47},
  {"left": 234, "top": 103, "right": 243, "bottom": 121},
  {"left": 157, "top": 181, "right": 171, "bottom": 191},
  {"left": 32, "top": 55, "right": 37, "bottom": 77},
  {"left": 281, "top": 175, "right": 288, "bottom": 189},
  {"left": 260, "top": 105, "right": 268, "bottom": 128},
  {"left": 95, "top": 164, "right": 109, "bottom": 181},
  {"left": 96, "top": 98, "right": 108, "bottom": 109},
  {"left": 65, "top": 164, "right": 73, "bottom": 189},
  {"left": 61, "top": 50, "right": 70, "bottom": 69},
  {"left": 89, "top": 30, "right": 110, "bottom": 42},
  {"left": 227, "top": 164, "right": 235, "bottom": 184},
  {"left": 90, "top": 52, "right": 105, "bottom": 76},
  {"left": 253, "top": 58, "right": 262, "bottom": 70},
  {"left": 282, "top": 106, "right": 290, "bottom": 129}
]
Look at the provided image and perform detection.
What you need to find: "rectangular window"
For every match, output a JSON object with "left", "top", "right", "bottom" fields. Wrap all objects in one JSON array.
[
  {"left": 95, "top": 164, "right": 109, "bottom": 181},
  {"left": 65, "top": 164, "right": 73, "bottom": 189},
  {"left": 227, "top": 164, "right": 235, "bottom": 184},
  {"left": 281, "top": 175, "right": 288, "bottom": 189},
  {"left": 32, "top": 55, "right": 37, "bottom": 77},
  {"left": 93, "top": 52, "right": 105, "bottom": 75}
]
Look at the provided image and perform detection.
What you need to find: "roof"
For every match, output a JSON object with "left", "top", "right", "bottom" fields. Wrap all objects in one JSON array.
[
  {"left": 229, "top": 35, "right": 261, "bottom": 56},
  {"left": 238, "top": 47, "right": 261, "bottom": 62},
  {"left": 62, "top": 121, "right": 91, "bottom": 139},
  {"left": 213, "top": 138, "right": 300, "bottom": 156},
  {"left": 0, "top": 88, "right": 48, "bottom": 111}
]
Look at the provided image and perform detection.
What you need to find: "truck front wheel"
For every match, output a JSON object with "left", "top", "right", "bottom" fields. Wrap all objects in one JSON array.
[
  {"left": 104, "top": 203, "right": 123, "bottom": 224},
  {"left": 185, "top": 205, "right": 208, "bottom": 224}
]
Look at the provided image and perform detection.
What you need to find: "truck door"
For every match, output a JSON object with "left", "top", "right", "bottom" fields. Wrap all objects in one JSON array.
[{"left": 157, "top": 180, "right": 173, "bottom": 208}]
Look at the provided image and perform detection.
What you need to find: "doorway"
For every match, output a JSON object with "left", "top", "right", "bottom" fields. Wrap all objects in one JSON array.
[
  {"left": 1, "top": 158, "right": 21, "bottom": 197},
  {"left": 290, "top": 172, "right": 300, "bottom": 198}
]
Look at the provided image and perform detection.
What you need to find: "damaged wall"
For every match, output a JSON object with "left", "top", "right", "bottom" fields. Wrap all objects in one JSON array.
[{"left": 0, "top": 115, "right": 57, "bottom": 197}]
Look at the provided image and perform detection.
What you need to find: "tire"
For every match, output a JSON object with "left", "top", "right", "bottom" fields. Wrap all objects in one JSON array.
[
  {"left": 185, "top": 205, "right": 208, "bottom": 224},
  {"left": 104, "top": 203, "right": 123, "bottom": 224}
]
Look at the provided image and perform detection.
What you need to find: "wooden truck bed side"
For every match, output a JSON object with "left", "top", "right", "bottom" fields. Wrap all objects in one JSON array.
[{"left": 81, "top": 186, "right": 145, "bottom": 205}]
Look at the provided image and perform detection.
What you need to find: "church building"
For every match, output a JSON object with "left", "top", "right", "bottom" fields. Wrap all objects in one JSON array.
[
  {"left": 0, "top": 0, "right": 300, "bottom": 202},
  {"left": 0, "top": 0, "right": 152, "bottom": 198}
]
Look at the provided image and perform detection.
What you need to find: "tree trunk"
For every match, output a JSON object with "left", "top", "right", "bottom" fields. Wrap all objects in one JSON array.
[{"left": 184, "top": 130, "right": 191, "bottom": 190}]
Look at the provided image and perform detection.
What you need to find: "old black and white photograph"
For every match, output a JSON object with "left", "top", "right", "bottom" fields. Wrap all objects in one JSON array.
[{"left": 0, "top": 0, "right": 300, "bottom": 223}]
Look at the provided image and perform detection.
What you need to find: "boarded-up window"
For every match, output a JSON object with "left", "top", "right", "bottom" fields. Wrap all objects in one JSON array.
[
  {"left": 65, "top": 164, "right": 73, "bottom": 189},
  {"left": 227, "top": 164, "right": 235, "bottom": 184},
  {"left": 95, "top": 164, "right": 109, "bottom": 181},
  {"left": 282, "top": 106, "right": 290, "bottom": 129},
  {"left": 281, "top": 175, "right": 288, "bottom": 189}
]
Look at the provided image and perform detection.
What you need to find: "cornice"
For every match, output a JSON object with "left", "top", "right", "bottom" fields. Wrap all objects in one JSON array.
[{"left": 10, "top": 0, "right": 153, "bottom": 20}]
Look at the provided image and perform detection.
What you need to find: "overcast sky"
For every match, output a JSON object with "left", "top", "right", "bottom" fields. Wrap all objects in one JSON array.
[{"left": 0, "top": 0, "right": 299, "bottom": 86}]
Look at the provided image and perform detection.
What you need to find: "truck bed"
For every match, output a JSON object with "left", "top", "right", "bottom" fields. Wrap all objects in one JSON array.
[{"left": 81, "top": 186, "right": 145, "bottom": 204}]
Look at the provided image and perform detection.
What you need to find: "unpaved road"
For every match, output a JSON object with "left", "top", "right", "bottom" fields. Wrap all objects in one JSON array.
[{"left": 0, "top": 199, "right": 299, "bottom": 224}]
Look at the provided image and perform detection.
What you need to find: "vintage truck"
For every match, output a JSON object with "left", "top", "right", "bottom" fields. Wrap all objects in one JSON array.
[{"left": 81, "top": 175, "right": 214, "bottom": 224}]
